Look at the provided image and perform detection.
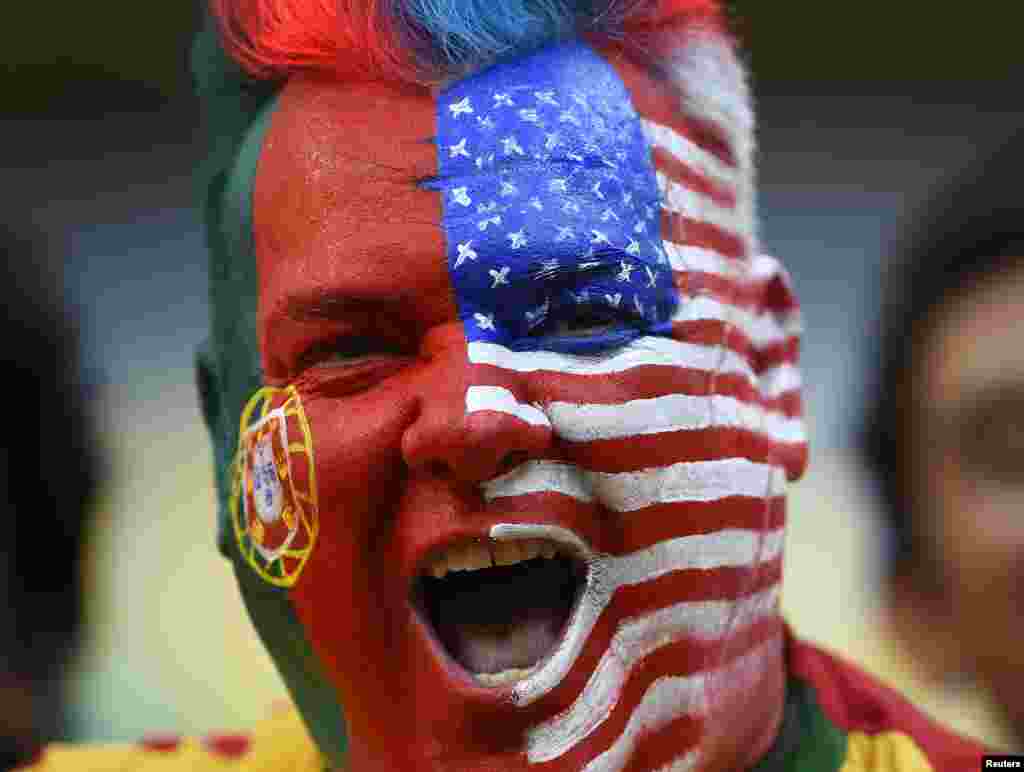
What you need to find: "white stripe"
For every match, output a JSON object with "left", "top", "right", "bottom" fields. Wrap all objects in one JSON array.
[
  {"left": 527, "top": 586, "right": 780, "bottom": 762},
  {"left": 673, "top": 295, "right": 803, "bottom": 347},
  {"left": 591, "top": 459, "right": 785, "bottom": 513},
  {"left": 468, "top": 337, "right": 756, "bottom": 384},
  {"left": 579, "top": 637, "right": 780, "bottom": 772},
  {"left": 465, "top": 386, "right": 550, "bottom": 427},
  {"left": 760, "top": 363, "right": 801, "bottom": 399},
  {"left": 656, "top": 171, "right": 752, "bottom": 249},
  {"left": 665, "top": 242, "right": 742, "bottom": 279},
  {"left": 483, "top": 458, "right": 786, "bottom": 510},
  {"left": 641, "top": 119, "right": 739, "bottom": 193},
  {"left": 547, "top": 393, "right": 804, "bottom": 446},
  {"left": 610, "top": 530, "right": 784, "bottom": 587}
]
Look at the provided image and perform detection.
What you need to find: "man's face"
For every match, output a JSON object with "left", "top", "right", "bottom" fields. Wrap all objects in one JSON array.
[
  {"left": 914, "top": 259, "right": 1024, "bottom": 738},
  {"left": 232, "top": 44, "right": 805, "bottom": 771}
]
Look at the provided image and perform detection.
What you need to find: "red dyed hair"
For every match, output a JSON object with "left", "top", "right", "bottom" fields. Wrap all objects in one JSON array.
[{"left": 211, "top": 0, "right": 724, "bottom": 84}]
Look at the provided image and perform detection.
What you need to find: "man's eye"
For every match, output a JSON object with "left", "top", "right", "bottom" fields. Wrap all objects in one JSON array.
[
  {"left": 300, "top": 337, "right": 402, "bottom": 369},
  {"left": 550, "top": 308, "right": 618, "bottom": 337}
]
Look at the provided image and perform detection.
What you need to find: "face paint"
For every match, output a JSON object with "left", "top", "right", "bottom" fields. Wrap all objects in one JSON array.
[
  {"left": 243, "top": 33, "right": 806, "bottom": 772},
  {"left": 231, "top": 386, "right": 318, "bottom": 587}
]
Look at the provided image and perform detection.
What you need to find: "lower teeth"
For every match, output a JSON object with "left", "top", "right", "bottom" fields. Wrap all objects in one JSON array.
[{"left": 474, "top": 667, "right": 535, "bottom": 686}]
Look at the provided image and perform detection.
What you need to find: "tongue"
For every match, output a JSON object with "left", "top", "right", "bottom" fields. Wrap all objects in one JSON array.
[{"left": 446, "top": 606, "right": 564, "bottom": 673}]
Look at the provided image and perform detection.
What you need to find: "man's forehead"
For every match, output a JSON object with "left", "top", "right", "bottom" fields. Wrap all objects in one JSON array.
[
  {"left": 253, "top": 47, "right": 674, "bottom": 342},
  {"left": 254, "top": 78, "right": 446, "bottom": 308}
]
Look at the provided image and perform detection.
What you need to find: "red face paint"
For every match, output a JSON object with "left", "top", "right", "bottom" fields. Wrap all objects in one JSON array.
[{"left": 248, "top": 37, "right": 805, "bottom": 771}]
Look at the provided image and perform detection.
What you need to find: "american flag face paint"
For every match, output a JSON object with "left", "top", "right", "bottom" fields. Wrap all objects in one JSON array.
[
  {"left": 426, "top": 43, "right": 677, "bottom": 355},
  {"left": 249, "top": 33, "right": 806, "bottom": 772}
]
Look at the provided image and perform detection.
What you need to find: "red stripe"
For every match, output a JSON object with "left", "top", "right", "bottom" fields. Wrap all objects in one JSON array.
[
  {"left": 612, "top": 558, "right": 783, "bottom": 609},
  {"left": 652, "top": 147, "right": 736, "bottom": 209},
  {"left": 470, "top": 361, "right": 799, "bottom": 416},
  {"left": 561, "top": 426, "right": 804, "bottom": 474},
  {"left": 663, "top": 211, "right": 747, "bottom": 259},
  {"left": 619, "top": 653, "right": 787, "bottom": 772},
  {"left": 548, "top": 619, "right": 784, "bottom": 770},
  {"left": 617, "top": 496, "right": 787, "bottom": 551},
  {"left": 485, "top": 492, "right": 787, "bottom": 555},
  {"left": 671, "top": 265, "right": 801, "bottom": 319},
  {"left": 673, "top": 319, "right": 801, "bottom": 380},
  {"left": 609, "top": 49, "right": 737, "bottom": 169}
]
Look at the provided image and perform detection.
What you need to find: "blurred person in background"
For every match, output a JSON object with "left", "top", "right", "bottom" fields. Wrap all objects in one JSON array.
[
  {"left": 865, "top": 131, "right": 1024, "bottom": 750},
  {"left": 0, "top": 224, "right": 98, "bottom": 768}
]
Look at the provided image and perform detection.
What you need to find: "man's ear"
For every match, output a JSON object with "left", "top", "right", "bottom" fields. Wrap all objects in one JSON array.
[
  {"left": 196, "top": 341, "right": 221, "bottom": 439},
  {"left": 750, "top": 254, "right": 809, "bottom": 482}
]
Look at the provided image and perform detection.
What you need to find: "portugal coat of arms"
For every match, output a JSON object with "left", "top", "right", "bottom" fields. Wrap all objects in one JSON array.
[{"left": 230, "top": 385, "right": 319, "bottom": 587}]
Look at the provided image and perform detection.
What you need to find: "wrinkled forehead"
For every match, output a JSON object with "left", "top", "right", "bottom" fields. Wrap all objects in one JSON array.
[
  {"left": 252, "top": 44, "right": 692, "bottom": 338},
  {"left": 254, "top": 78, "right": 450, "bottom": 326}
]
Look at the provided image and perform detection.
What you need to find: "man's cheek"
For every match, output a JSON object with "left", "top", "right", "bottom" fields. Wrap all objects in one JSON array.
[{"left": 285, "top": 382, "right": 415, "bottom": 663}]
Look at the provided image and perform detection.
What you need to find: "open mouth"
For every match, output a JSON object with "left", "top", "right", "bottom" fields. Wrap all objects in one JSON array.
[{"left": 413, "top": 538, "right": 587, "bottom": 686}]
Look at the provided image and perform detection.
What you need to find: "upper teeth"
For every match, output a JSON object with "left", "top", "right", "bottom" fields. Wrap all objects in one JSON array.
[{"left": 428, "top": 538, "right": 559, "bottom": 578}]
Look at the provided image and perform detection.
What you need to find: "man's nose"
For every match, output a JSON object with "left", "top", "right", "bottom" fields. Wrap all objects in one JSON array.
[{"left": 401, "top": 328, "right": 553, "bottom": 485}]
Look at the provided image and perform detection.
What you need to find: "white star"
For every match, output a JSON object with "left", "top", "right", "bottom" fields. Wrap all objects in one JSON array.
[
  {"left": 508, "top": 229, "right": 527, "bottom": 249},
  {"left": 591, "top": 180, "right": 605, "bottom": 200},
  {"left": 478, "top": 215, "right": 502, "bottom": 231},
  {"left": 528, "top": 197, "right": 543, "bottom": 211},
  {"left": 448, "top": 137, "right": 470, "bottom": 158},
  {"left": 534, "top": 90, "right": 558, "bottom": 106},
  {"left": 451, "top": 187, "right": 472, "bottom": 207},
  {"left": 475, "top": 156, "right": 485, "bottom": 169},
  {"left": 476, "top": 115, "right": 496, "bottom": 130},
  {"left": 605, "top": 293, "right": 622, "bottom": 308},
  {"left": 622, "top": 191, "right": 634, "bottom": 207},
  {"left": 562, "top": 201, "right": 581, "bottom": 215},
  {"left": 645, "top": 266, "right": 659, "bottom": 288},
  {"left": 570, "top": 91, "right": 588, "bottom": 107},
  {"left": 544, "top": 132, "right": 561, "bottom": 151},
  {"left": 525, "top": 299, "right": 550, "bottom": 326},
  {"left": 489, "top": 266, "right": 510, "bottom": 288},
  {"left": 600, "top": 207, "right": 619, "bottom": 222},
  {"left": 645, "top": 205, "right": 656, "bottom": 220},
  {"left": 477, "top": 201, "right": 498, "bottom": 213},
  {"left": 549, "top": 178, "right": 568, "bottom": 194},
  {"left": 474, "top": 312, "right": 495, "bottom": 331},
  {"left": 455, "top": 241, "right": 478, "bottom": 268},
  {"left": 591, "top": 229, "right": 610, "bottom": 245},
  {"left": 449, "top": 97, "right": 473, "bottom": 118},
  {"left": 626, "top": 238, "right": 641, "bottom": 256},
  {"left": 518, "top": 108, "right": 539, "bottom": 124},
  {"left": 634, "top": 220, "right": 647, "bottom": 234},
  {"left": 493, "top": 92, "right": 515, "bottom": 108},
  {"left": 555, "top": 225, "right": 574, "bottom": 242},
  {"left": 617, "top": 261, "right": 635, "bottom": 282},
  {"left": 500, "top": 180, "right": 519, "bottom": 197},
  {"left": 501, "top": 136, "right": 525, "bottom": 156}
]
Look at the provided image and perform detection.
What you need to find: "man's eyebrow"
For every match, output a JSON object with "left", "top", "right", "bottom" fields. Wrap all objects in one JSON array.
[{"left": 279, "top": 288, "right": 397, "bottom": 323}]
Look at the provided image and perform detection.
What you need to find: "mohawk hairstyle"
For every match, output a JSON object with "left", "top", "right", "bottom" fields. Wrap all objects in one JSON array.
[{"left": 211, "top": 0, "right": 724, "bottom": 85}]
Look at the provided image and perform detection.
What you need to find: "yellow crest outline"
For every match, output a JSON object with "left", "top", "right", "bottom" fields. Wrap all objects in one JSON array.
[{"left": 230, "top": 385, "right": 319, "bottom": 588}]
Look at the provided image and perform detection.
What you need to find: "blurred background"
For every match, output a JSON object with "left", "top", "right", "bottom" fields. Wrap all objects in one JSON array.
[{"left": 2, "top": 0, "right": 1022, "bottom": 755}]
